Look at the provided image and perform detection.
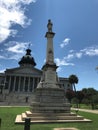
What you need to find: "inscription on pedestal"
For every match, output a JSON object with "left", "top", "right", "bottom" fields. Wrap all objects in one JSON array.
[{"left": 45, "top": 71, "right": 56, "bottom": 83}]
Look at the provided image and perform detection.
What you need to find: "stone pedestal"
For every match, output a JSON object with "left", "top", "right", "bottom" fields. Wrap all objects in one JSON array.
[
  {"left": 15, "top": 84, "right": 92, "bottom": 124},
  {"left": 30, "top": 87, "right": 70, "bottom": 113}
]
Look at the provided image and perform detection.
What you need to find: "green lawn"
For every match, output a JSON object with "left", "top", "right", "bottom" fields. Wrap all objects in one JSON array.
[{"left": 0, "top": 107, "right": 98, "bottom": 130}]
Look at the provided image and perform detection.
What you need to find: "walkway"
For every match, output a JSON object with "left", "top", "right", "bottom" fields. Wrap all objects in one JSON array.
[{"left": 71, "top": 108, "right": 98, "bottom": 114}]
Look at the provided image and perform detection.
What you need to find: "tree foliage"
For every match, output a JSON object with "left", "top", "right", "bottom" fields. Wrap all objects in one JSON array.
[
  {"left": 81, "top": 88, "right": 98, "bottom": 109},
  {"left": 76, "top": 91, "right": 85, "bottom": 104},
  {"left": 69, "top": 74, "right": 78, "bottom": 92},
  {"left": 66, "top": 89, "right": 75, "bottom": 103}
]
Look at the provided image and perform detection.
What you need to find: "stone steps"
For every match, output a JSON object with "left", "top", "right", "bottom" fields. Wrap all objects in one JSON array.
[
  {"left": 15, "top": 111, "right": 92, "bottom": 124},
  {"left": 31, "top": 102, "right": 70, "bottom": 107},
  {"left": 30, "top": 110, "right": 70, "bottom": 113},
  {"left": 25, "top": 111, "right": 76, "bottom": 117},
  {"left": 21, "top": 111, "right": 84, "bottom": 121},
  {"left": 22, "top": 112, "right": 84, "bottom": 121},
  {"left": 31, "top": 106, "right": 69, "bottom": 110}
]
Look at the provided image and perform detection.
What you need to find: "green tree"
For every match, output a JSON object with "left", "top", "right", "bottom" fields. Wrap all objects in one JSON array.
[
  {"left": 69, "top": 74, "right": 78, "bottom": 93},
  {"left": 76, "top": 91, "right": 85, "bottom": 108},
  {"left": 92, "top": 94, "right": 98, "bottom": 108},
  {"left": 66, "top": 89, "right": 75, "bottom": 103},
  {"left": 69, "top": 74, "right": 79, "bottom": 108},
  {"left": 82, "top": 88, "right": 98, "bottom": 109}
]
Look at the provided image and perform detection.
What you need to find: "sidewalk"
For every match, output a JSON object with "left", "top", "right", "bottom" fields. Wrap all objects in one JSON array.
[{"left": 71, "top": 108, "right": 98, "bottom": 114}]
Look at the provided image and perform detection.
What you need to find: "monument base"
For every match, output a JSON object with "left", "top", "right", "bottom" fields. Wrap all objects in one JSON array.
[
  {"left": 30, "top": 87, "right": 70, "bottom": 113},
  {"left": 15, "top": 87, "right": 92, "bottom": 124}
]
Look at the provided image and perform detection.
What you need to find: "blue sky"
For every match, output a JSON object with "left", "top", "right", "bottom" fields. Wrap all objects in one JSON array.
[{"left": 0, "top": 0, "right": 98, "bottom": 90}]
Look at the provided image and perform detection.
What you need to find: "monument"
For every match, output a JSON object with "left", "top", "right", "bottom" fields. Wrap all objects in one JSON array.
[
  {"left": 30, "top": 19, "right": 70, "bottom": 114},
  {"left": 15, "top": 20, "right": 91, "bottom": 123}
]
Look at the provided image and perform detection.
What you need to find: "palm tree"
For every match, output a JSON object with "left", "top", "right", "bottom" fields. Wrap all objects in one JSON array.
[
  {"left": 69, "top": 74, "right": 79, "bottom": 108},
  {"left": 68, "top": 74, "right": 78, "bottom": 93}
]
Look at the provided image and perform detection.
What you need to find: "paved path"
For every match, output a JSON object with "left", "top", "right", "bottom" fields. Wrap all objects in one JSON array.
[
  {"left": 0, "top": 105, "right": 98, "bottom": 114},
  {"left": 71, "top": 108, "right": 98, "bottom": 114}
]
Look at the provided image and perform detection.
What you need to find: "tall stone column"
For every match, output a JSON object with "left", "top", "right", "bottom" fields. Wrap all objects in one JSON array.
[
  {"left": 37, "top": 19, "right": 59, "bottom": 88},
  {"left": 46, "top": 20, "right": 55, "bottom": 64}
]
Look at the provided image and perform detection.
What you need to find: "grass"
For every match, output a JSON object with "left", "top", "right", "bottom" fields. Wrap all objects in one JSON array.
[{"left": 0, "top": 107, "right": 98, "bottom": 130}]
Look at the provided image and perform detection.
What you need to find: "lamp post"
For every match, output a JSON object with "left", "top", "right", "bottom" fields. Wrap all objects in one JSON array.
[{"left": 24, "top": 118, "right": 31, "bottom": 130}]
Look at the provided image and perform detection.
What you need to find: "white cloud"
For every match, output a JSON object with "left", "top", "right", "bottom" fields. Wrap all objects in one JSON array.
[
  {"left": 0, "top": 55, "right": 6, "bottom": 59},
  {"left": 0, "top": 69, "right": 5, "bottom": 73},
  {"left": 54, "top": 45, "right": 98, "bottom": 72},
  {"left": 64, "top": 52, "right": 82, "bottom": 60},
  {"left": 64, "top": 54, "right": 74, "bottom": 61},
  {"left": 5, "top": 41, "right": 30, "bottom": 60},
  {"left": 8, "top": 54, "right": 23, "bottom": 60},
  {"left": 64, "top": 45, "right": 98, "bottom": 61},
  {"left": 75, "top": 52, "right": 83, "bottom": 58},
  {"left": 6, "top": 41, "right": 29, "bottom": 54},
  {"left": 60, "top": 38, "right": 70, "bottom": 48},
  {"left": 81, "top": 46, "right": 98, "bottom": 56},
  {"left": 69, "top": 50, "right": 74, "bottom": 53},
  {"left": 0, "top": 41, "right": 30, "bottom": 60},
  {"left": 0, "top": 0, "right": 36, "bottom": 43},
  {"left": 63, "top": 52, "right": 82, "bottom": 63},
  {"left": 55, "top": 58, "right": 74, "bottom": 66}
]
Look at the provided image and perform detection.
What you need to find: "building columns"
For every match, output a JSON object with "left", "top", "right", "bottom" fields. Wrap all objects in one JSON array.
[
  {"left": 28, "top": 77, "right": 30, "bottom": 92},
  {"left": 13, "top": 76, "right": 16, "bottom": 91},
  {"left": 32, "top": 78, "right": 35, "bottom": 92},
  {"left": 18, "top": 76, "right": 21, "bottom": 92},
  {"left": 23, "top": 77, "right": 26, "bottom": 92},
  {"left": 4, "top": 75, "right": 41, "bottom": 93}
]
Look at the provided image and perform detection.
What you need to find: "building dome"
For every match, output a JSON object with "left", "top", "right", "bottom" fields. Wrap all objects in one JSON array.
[{"left": 18, "top": 48, "right": 36, "bottom": 67}]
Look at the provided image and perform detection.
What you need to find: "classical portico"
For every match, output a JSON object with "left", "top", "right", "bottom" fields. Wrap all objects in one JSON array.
[{"left": 5, "top": 73, "right": 41, "bottom": 92}]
